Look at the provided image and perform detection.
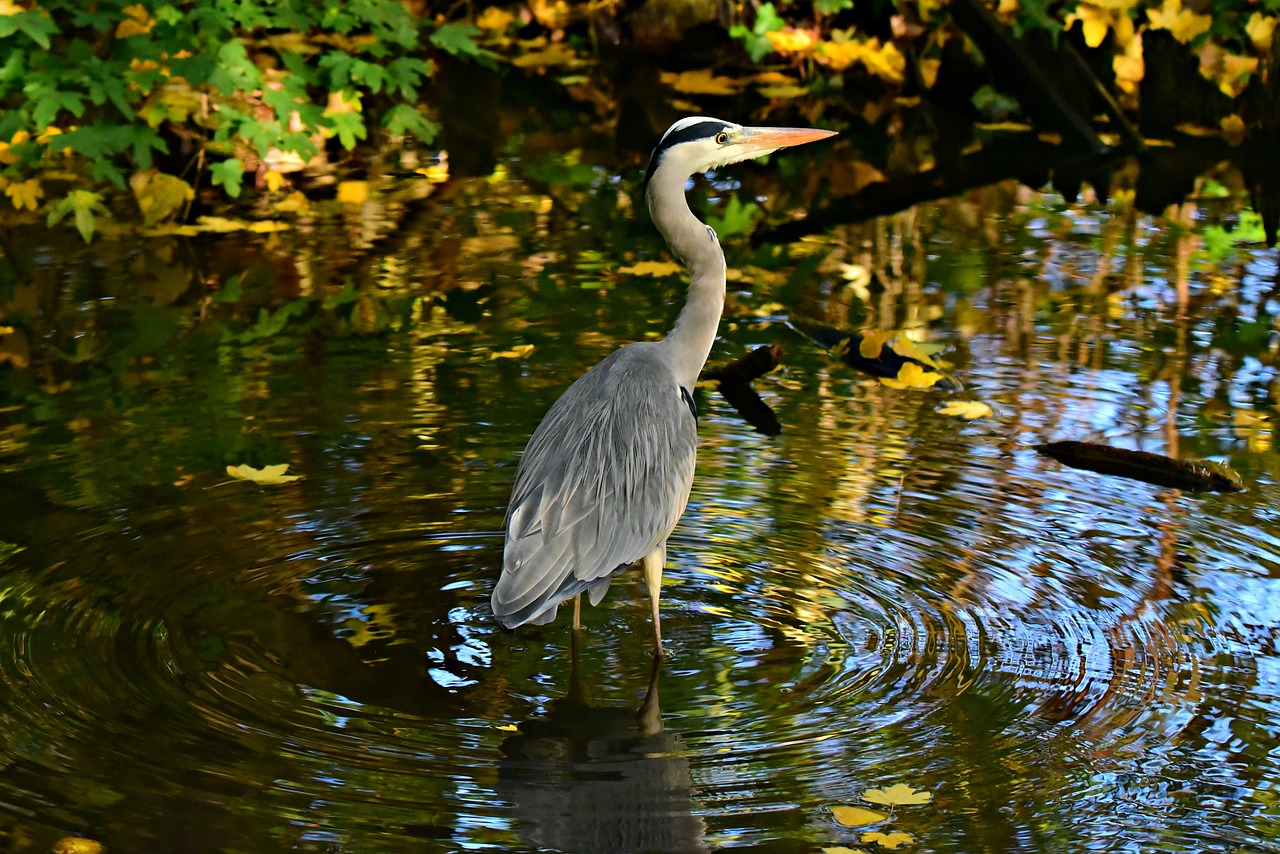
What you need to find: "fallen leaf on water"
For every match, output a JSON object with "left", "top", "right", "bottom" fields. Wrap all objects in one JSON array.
[
  {"left": 937, "top": 400, "right": 993, "bottom": 419},
  {"left": 226, "top": 463, "right": 302, "bottom": 485},
  {"left": 859, "top": 330, "right": 889, "bottom": 359},
  {"left": 878, "top": 362, "right": 943, "bottom": 390},
  {"left": 616, "top": 260, "right": 685, "bottom": 277},
  {"left": 821, "top": 848, "right": 870, "bottom": 854},
  {"left": 495, "top": 723, "right": 519, "bottom": 731},
  {"left": 52, "top": 838, "right": 105, "bottom": 854},
  {"left": 488, "top": 344, "right": 535, "bottom": 360},
  {"left": 860, "top": 830, "right": 914, "bottom": 849},
  {"left": 862, "top": 783, "right": 932, "bottom": 806},
  {"left": 832, "top": 805, "right": 889, "bottom": 826}
]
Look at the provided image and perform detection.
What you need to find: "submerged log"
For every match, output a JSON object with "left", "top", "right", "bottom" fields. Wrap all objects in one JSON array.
[
  {"left": 790, "top": 319, "right": 963, "bottom": 391},
  {"left": 1036, "top": 441, "right": 1246, "bottom": 493}
]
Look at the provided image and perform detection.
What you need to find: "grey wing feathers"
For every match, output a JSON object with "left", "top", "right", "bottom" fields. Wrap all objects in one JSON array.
[{"left": 493, "top": 344, "right": 698, "bottom": 628}]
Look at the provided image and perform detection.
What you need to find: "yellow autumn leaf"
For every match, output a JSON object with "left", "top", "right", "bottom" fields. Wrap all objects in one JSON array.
[
  {"left": 822, "top": 848, "right": 870, "bottom": 854},
  {"left": 337, "top": 180, "right": 369, "bottom": 205},
  {"left": 859, "top": 330, "right": 888, "bottom": 359},
  {"left": 0, "top": 129, "right": 28, "bottom": 164},
  {"left": 36, "top": 125, "right": 61, "bottom": 145},
  {"left": 859, "top": 38, "right": 906, "bottom": 83},
  {"left": 131, "top": 170, "right": 194, "bottom": 226},
  {"left": 264, "top": 169, "right": 288, "bottom": 192},
  {"left": 617, "top": 259, "right": 685, "bottom": 277},
  {"left": 489, "top": 344, "right": 536, "bottom": 360},
  {"left": 1113, "top": 32, "right": 1145, "bottom": 92},
  {"left": 511, "top": 40, "right": 584, "bottom": 70},
  {"left": 860, "top": 830, "right": 914, "bottom": 849},
  {"left": 862, "top": 783, "right": 933, "bottom": 806},
  {"left": 767, "top": 28, "right": 817, "bottom": 54},
  {"left": 0, "top": 0, "right": 25, "bottom": 14},
  {"left": 495, "top": 723, "right": 519, "bottom": 731},
  {"left": 1246, "top": 12, "right": 1276, "bottom": 53},
  {"left": 1220, "top": 114, "right": 1246, "bottom": 146},
  {"left": 226, "top": 463, "right": 302, "bottom": 485},
  {"left": 1147, "top": 0, "right": 1211, "bottom": 44},
  {"left": 829, "top": 337, "right": 852, "bottom": 358},
  {"left": 416, "top": 153, "right": 450, "bottom": 183},
  {"left": 116, "top": 3, "right": 155, "bottom": 37},
  {"left": 832, "top": 805, "right": 889, "bottom": 826},
  {"left": 247, "top": 220, "right": 290, "bottom": 233},
  {"left": 274, "top": 191, "right": 311, "bottom": 213},
  {"left": 880, "top": 363, "right": 943, "bottom": 389},
  {"left": 477, "top": 6, "right": 516, "bottom": 31},
  {"left": 659, "top": 68, "right": 744, "bottom": 96},
  {"left": 938, "top": 400, "right": 993, "bottom": 419},
  {"left": 5, "top": 178, "right": 42, "bottom": 211}
]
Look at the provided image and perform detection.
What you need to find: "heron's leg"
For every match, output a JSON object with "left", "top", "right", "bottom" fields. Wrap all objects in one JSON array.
[
  {"left": 642, "top": 543, "right": 667, "bottom": 656},
  {"left": 572, "top": 593, "right": 582, "bottom": 631}
]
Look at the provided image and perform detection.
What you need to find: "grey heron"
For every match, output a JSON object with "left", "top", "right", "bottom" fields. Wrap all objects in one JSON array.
[{"left": 492, "top": 116, "right": 837, "bottom": 653}]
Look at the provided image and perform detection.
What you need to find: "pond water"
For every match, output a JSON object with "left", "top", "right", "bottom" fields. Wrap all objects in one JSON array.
[{"left": 2, "top": 116, "right": 1280, "bottom": 853}]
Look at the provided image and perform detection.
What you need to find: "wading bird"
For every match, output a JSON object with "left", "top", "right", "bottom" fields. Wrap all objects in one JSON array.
[{"left": 492, "top": 117, "right": 836, "bottom": 653}]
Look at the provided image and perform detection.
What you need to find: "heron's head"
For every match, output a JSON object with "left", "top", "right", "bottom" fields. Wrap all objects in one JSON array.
[{"left": 643, "top": 116, "right": 837, "bottom": 192}]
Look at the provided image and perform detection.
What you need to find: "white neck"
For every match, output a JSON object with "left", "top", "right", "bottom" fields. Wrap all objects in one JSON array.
[{"left": 645, "top": 169, "right": 727, "bottom": 391}]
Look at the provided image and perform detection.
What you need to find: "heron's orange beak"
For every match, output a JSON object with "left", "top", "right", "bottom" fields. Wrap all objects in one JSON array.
[{"left": 739, "top": 126, "right": 838, "bottom": 153}]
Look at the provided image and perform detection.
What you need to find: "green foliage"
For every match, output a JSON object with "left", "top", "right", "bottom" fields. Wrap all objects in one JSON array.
[
  {"left": 730, "top": 2, "right": 785, "bottom": 63},
  {"left": 705, "top": 195, "right": 760, "bottom": 239},
  {"left": 0, "top": 0, "right": 464, "bottom": 224},
  {"left": 45, "top": 189, "right": 107, "bottom": 243}
]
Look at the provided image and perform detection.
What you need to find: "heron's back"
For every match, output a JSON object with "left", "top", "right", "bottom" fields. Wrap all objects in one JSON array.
[{"left": 493, "top": 343, "right": 698, "bottom": 628}]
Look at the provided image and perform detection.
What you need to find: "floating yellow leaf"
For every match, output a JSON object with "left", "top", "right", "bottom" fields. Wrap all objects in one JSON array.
[
  {"left": 0, "top": 0, "right": 24, "bottom": 15},
  {"left": 890, "top": 337, "right": 945, "bottom": 366},
  {"left": 52, "top": 838, "right": 105, "bottom": 854},
  {"left": 822, "top": 848, "right": 870, "bottom": 854},
  {"left": 495, "top": 723, "right": 519, "bottom": 731},
  {"left": 860, "top": 831, "right": 913, "bottom": 849},
  {"left": 5, "top": 178, "right": 42, "bottom": 211},
  {"left": 1246, "top": 12, "right": 1276, "bottom": 53},
  {"left": 1147, "top": 0, "right": 1211, "bottom": 44},
  {"left": 859, "top": 330, "right": 888, "bottom": 359},
  {"left": 659, "top": 68, "right": 744, "bottom": 96},
  {"left": 116, "top": 3, "right": 155, "bottom": 37},
  {"left": 832, "top": 805, "right": 889, "bottom": 826},
  {"left": 617, "top": 260, "right": 685, "bottom": 277},
  {"left": 337, "top": 180, "right": 369, "bottom": 205},
  {"left": 862, "top": 783, "right": 933, "bottom": 806},
  {"left": 938, "top": 400, "right": 993, "bottom": 419},
  {"left": 226, "top": 463, "right": 302, "bottom": 485},
  {"left": 489, "top": 344, "right": 536, "bottom": 360}
]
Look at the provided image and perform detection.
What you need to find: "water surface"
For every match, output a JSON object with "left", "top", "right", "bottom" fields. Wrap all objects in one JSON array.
[{"left": 1, "top": 126, "right": 1279, "bottom": 853}]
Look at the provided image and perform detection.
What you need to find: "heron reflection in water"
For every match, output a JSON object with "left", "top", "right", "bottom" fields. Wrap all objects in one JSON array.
[
  {"left": 497, "top": 642, "right": 707, "bottom": 854},
  {"left": 492, "top": 117, "right": 836, "bottom": 652}
]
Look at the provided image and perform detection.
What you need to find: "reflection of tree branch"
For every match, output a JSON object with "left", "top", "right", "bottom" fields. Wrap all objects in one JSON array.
[{"left": 756, "top": 137, "right": 1126, "bottom": 245}]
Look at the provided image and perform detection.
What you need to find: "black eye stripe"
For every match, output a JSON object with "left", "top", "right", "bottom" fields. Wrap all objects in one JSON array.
[{"left": 642, "top": 120, "right": 732, "bottom": 192}]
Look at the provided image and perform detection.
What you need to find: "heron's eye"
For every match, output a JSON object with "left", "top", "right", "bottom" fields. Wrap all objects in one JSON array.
[{"left": 715, "top": 131, "right": 729, "bottom": 145}]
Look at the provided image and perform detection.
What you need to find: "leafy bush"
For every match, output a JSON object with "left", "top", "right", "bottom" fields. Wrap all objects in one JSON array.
[{"left": 0, "top": 0, "right": 449, "bottom": 230}]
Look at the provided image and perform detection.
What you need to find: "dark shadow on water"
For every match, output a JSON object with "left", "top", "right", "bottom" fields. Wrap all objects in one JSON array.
[{"left": 498, "top": 641, "right": 707, "bottom": 854}]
